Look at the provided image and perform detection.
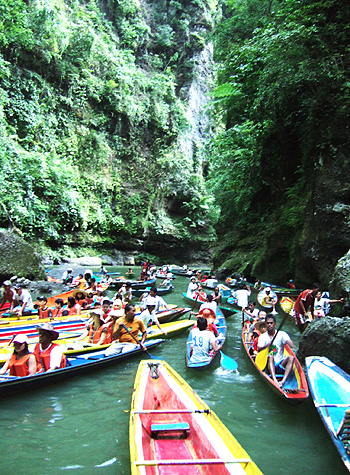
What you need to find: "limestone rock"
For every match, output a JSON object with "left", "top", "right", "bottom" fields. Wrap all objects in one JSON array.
[
  {"left": 66, "top": 256, "right": 102, "bottom": 267},
  {"left": 297, "top": 316, "right": 350, "bottom": 374},
  {"left": 123, "top": 255, "right": 135, "bottom": 266},
  {"left": 0, "top": 229, "right": 45, "bottom": 281}
]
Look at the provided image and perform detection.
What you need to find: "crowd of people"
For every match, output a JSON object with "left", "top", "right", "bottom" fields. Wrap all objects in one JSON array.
[{"left": 0, "top": 266, "right": 345, "bottom": 383}]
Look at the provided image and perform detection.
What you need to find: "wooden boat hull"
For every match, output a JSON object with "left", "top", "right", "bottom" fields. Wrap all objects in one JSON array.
[
  {"left": 109, "top": 278, "right": 157, "bottom": 289},
  {"left": 130, "top": 359, "right": 263, "bottom": 474},
  {"left": 0, "top": 340, "right": 164, "bottom": 398},
  {"left": 186, "top": 309, "right": 226, "bottom": 370},
  {"left": 305, "top": 356, "right": 350, "bottom": 472},
  {"left": 241, "top": 325, "right": 309, "bottom": 403},
  {"left": 156, "top": 307, "right": 190, "bottom": 324},
  {"left": 182, "top": 293, "right": 236, "bottom": 318}
]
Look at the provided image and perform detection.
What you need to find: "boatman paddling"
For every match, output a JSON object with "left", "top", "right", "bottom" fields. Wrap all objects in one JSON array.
[
  {"left": 105, "top": 303, "right": 147, "bottom": 355},
  {"left": 257, "top": 315, "right": 295, "bottom": 388}
]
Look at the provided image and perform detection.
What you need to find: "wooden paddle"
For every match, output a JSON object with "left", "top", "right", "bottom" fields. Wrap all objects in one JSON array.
[
  {"left": 188, "top": 294, "right": 199, "bottom": 319},
  {"left": 120, "top": 324, "right": 154, "bottom": 359},
  {"left": 255, "top": 313, "right": 288, "bottom": 371}
]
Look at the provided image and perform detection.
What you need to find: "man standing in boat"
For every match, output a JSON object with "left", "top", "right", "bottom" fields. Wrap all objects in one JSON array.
[
  {"left": 293, "top": 283, "right": 321, "bottom": 332},
  {"left": 257, "top": 315, "right": 295, "bottom": 388}
]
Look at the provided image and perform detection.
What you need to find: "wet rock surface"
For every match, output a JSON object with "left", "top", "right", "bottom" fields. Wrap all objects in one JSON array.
[{"left": 297, "top": 316, "right": 350, "bottom": 374}]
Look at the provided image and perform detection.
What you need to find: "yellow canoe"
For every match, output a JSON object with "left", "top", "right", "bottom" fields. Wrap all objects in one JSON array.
[{"left": 130, "top": 360, "right": 263, "bottom": 474}]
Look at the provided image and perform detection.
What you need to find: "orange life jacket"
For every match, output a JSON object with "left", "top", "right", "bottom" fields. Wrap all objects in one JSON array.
[
  {"left": 33, "top": 343, "right": 66, "bottom": 372},
  {"left": 52, "top": 307, "right": 64, "bottom": 319},
  {"left": 67, "top": 304, "right": 81, "bottom": 315},
  {"left": 38, "top": 307, "right": 52, "bottom": 319},
  {"left": 8, "top": 353, "right": 32, "bottom": 377},
  {"left": 88, "top": 325, "right": 107, "bottom": 344}
]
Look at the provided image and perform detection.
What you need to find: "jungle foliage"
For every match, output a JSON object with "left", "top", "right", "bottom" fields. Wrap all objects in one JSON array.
[
  {"left": 210, "top": 0, "right": 350, "bottom": 276},
  {"left": 0, "top": 0, "right": 219, "bottom": 249}
]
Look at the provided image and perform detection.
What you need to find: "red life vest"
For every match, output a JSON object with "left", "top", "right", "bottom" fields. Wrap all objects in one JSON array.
[
  {"left": 88, "top": 325, "right": 107, "bottom": 344},
  {"left": 33, "top": 343, "right": 66, "bottom": 372},
  {"left": 67, "top": 303, "right": 81, "bottom": 315},
  {"left": 52, "top": 307, "right": 64, "bottom": 319},
  {"left": 38, "top": 307, "right": 52, "bottom": 320},
  {"left": 8, "top": 353, "right": 32, "bottom": 376}
]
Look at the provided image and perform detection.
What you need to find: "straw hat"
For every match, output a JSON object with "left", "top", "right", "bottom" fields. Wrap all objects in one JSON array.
[
  {"left": 72, "top": 289, "right": 87, "bottom": 298},
  {"left": 254, "top": 320, "right": 267, "bottom": 332},
  {"left": 36, "top": 322, "right": 59, "bottom": 340}
]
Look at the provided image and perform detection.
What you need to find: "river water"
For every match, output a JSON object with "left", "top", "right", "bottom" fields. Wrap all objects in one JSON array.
[{"left": 0, "top": 267, "right": 347, "bottom": 475}]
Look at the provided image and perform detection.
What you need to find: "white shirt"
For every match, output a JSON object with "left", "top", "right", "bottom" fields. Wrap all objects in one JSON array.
[
  {"left": 232, "top": 289, "right": 251, "bottom": 309},
  {"left": 190, "top": 328, "right": 216, "bottom": 364},
  {"left": 187, "top": 282, "right": 198, "bottom": 297},
  {"left": 257, "top": 330, "right": 290, "bottom": 364},
  {"left": 153, "top": 295, "right": 167, "bottom": 312},
  {"left": 139, "top": 308, "right": 156, "bottom": 327},
  {"left": 14, "top": 289, "right": 33, "bottom": 309}
]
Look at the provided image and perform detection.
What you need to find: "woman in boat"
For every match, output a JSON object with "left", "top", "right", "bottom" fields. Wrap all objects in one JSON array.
[
  {"left": 77, "top": 309, "right": 110, "bottom": 345},
  {"left": 186, "top": 276, "right": 198, "bottom": 297},
  {"left": 0, "top": 280, "right": 15, "bottom": 311},
  {"left": 73, "top": 289, "right": 87, "bottom": 308},
  {"left": 192, "top": 286, "right": 207, "bottom": 303},
  {"left": 65, "top": 296, "right": 81, "bottom": 316},
  {"left": 211, "top": 286, "right": 222, "bottom": 306},
  {"left": 0, "top": 334, "right": 37, "bottom": 377},
  {"left": 52, "top": 298, "right": 65, "bottom": 319}
]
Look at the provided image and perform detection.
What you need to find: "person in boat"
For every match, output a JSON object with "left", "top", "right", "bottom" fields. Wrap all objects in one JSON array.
[
  {"left": 77, "top": 309, "right": 110, "bottom": 345},
  {"left": 52, "top": 298, "right": 65, "bottom": 319},
  {"left": 10, "top": 284, "right": 34, "bottom": 317},
  {"left": 101, "top": 299, "right": 112, "bottom": 322},
  {"left": 242, "top": 301, "right": 260, "bottom": 324},
  {"left": 0, "top": 334, "right": 37, "bottom": 377},
  {"left": 247, "top": 310, "right": 267, "bottom": 342},
  {"left": 34, "top": 296, "right": 53, "bottom": 320},
  {"left": 102, "top": 274, "right": 112, "bottom": 284},
  {"left": 193, "top": 286, "right": 207, "bottom": 303},
  {"left": 249, "top": 320, "right": 267, "bottom": 357},
  {"left": 64, "top": 296, "right": 81, "bottom": 316},
  {"left": 194, "top": 308, "right": 219, "bottom": 336},
  {"left": 211, "top": 287, "right": 222, "bottom": 306},
  {"left": 286, "top": 279, "right": 296, "bottom": 289},
  {"left": 313, "top": 291, "right": 344, "bottom": 318},
  {"left": 139, "top": 297, "right": 167, "bottom": 336},
  {"left": 0, "top": 280, "right": 15, "bottom": 311},
  {"left": 105, "top": 303, "right": 147, "bottom": 355},
  {"left": 126, "top": 268, "right": 133, "bottom": 276},
  {"left": 84, "top": 290, "right": 95, "bottom": 309},
  {"left": 112, "top": 292, "right": 123, "bottom": 311},
  {"left": 70, "top": 273, "right": 87, "bottom": 289},
  {"left": 189, "top": 317, "right": 222, "bottom": 364},
  {"left": 261, "top": 288, "right": 277, "bottom": 313},
  {"left": 253, "top": 279, "right": 262, "bottom": 291},
  {"left": 197, "top": 294, "right": 217, "bottom": 315},
  {"left": 186, "top": 276, "right": 199, "bottom": 297},
  {"left": 100, "top": 265, "right": 108, "bottom": 275},
  {"left": 232, "top": 283, "right": 251, "bottom": 317},
  {"left": 62, "top": 268, "right": 73, "bottom": 284},
  {"left": 148, "top": 287, "right": 169, "bottom": 312},
  {"left": 159, "top": 276, "right": 172, "bottom": 288},
  {"left": 73, "top": 289, "right": 88, "bottom": 308},
  {"left": 293, "top": 283, "right": 321, "bottom": 332},
  {"left": 34, "top": 323, "right": 67, "bottom": 372},
  {"left": 257, "top": 314, "right": 295, "bottom": 387}
]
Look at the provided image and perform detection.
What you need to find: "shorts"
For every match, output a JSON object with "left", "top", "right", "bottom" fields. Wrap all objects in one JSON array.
[{"left": 294, "top": 310, "right": 311, "bottom": 326}]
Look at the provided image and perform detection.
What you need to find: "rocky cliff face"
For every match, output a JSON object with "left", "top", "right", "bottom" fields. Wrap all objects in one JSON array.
[{"left": 0, "top": 229, "right": 45, "bottom": 281}]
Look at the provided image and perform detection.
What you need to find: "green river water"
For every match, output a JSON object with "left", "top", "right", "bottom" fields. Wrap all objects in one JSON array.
[{"left": 0, "top": 267, "right": 347, "bottom": 475}]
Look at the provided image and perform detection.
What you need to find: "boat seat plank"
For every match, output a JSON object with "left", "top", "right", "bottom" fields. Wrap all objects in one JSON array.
[{"left": 151, "top": 422, "right": 190, "bottom": 439}]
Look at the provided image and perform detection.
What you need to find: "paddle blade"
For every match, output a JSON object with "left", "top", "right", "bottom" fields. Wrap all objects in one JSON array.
[
  {"left": 255, "top": 347, "right": 269, "bottom": 370},
  {"left": 220, "top": 351, "right": 238, "bottom": 371}
]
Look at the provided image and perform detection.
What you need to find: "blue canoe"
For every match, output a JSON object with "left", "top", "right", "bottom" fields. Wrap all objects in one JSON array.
[
  {"left": 186, "top": 308, "right": 226, "bottom": 370},
  {"left": 306, "top": 356, "right": 350, "bottom": 472},
  {"left": 0, "top": 339, "right": 164, "bottom": 398}
]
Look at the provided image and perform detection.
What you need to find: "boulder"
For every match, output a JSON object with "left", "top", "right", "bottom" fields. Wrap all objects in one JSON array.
[
  {"left": 297, "top": 316, "right": 350, "bottom": 374},
  {"left": 0, "top": 229, "right": 45, "bottom": 281},
  {"left": 123, "top": 255, "right": 135, "bottom": 266}
]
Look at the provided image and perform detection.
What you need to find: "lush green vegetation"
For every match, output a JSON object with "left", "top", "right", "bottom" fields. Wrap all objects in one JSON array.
[
  {"left": 0, "top": 0, "right": 219, "bottom": 250},
  {"left": 210, "top": 0, "right": 350, "bottom": 279}
]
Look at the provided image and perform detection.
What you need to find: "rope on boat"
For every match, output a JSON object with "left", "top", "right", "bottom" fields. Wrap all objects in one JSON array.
[{"left": 148, "top": 362, "right": 160, "bottom": 379}]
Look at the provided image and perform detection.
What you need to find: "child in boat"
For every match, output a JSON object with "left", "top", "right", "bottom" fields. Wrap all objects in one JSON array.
[
  {"left": 34, "top": 296, "right": 53, "bottom": 320},
  {"left": 52, "top": 298, "right": 65, "bottom": 319}
]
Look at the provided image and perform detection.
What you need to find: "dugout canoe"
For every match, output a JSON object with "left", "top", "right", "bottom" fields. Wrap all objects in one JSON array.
[
  {"left": 0, "top": 339, "right": 164, "bottom": 398},
  {"left": 241, "top": 323, "right": 308, "bottom": 404},
  {"left": 130, "top": 359, "right": 263, "bottom": 475},
  {"left": 305, "top": 356, "right": 350, "bottom": 472},
  {"left": 109, "top": 278, "right": 157, "bottom": 289},
  {"left": 186, "top": 308, "right": 226, "bottom": 370},
  {"left": 182, "top": 293, "right": 236, "bottom": 318}
]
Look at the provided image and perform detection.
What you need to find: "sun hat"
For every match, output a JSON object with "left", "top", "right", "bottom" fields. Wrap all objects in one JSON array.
[
  {"left": 36, "top": 322, "right": 59, "bottom": 340},
  {"left": 13, "top": 334, "right": 29, "bottom": 345},
  {"left": 3, "top": 280, "right": 11, "bottom": 286},
  {"left": 109, "top": 309, "right": 124, "bottom": 318},
  {"left": 198, "top": 308, "right": 216, "bottom": 321},
  {"left": 89, "top": 309, "right": 105, "bottom": 322},
  {"left": 14, "top": 283, "right": 23, "bottom": 289},
  {"left": 72, "top": 289, "right": 87, "bottom": 298},
  {"left": 254, "top": 320, "right": 267, "bottom": 332}
]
